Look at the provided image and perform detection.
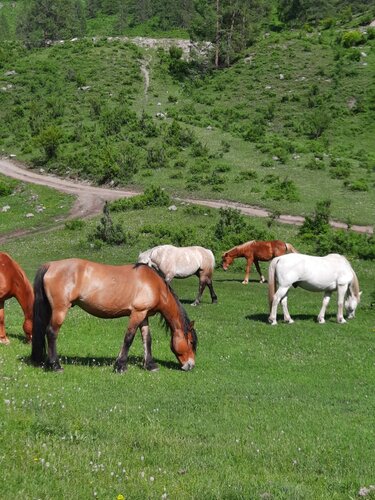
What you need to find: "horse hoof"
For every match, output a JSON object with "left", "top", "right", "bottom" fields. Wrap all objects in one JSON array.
[
  {"left": 190, "top": 302, "right": 199, "bottom": 307},
  {"left": 317, "top": 317, "right": 325, "bottom": 324},
  {"left": 0, "top": 337, "right": 10, "bottom": 345},
  {"left": 114, "top": 362, "right": 127, "bottom": 373},
  {"left": 145, "top": 363, "right": 159, "bottom": 372},
  {"left": 242, "top": 281, "right": 248, "bottom": 285},
  {"left": 268, "top": 319, "right": 277, "bottom": 326},
  {"left": 338, "top": 318, "right": 347, "bottom": 324},
  {"left": 46, "top": 361, "right": 63, "bottom": 372}
]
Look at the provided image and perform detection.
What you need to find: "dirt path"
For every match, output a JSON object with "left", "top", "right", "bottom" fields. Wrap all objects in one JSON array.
[{"left": 0, "top": 157, "right": 373, "bottom": 243}]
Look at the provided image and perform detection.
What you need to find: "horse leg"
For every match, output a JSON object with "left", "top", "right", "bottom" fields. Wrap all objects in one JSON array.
[
  {"left": 317, "top": 292, "right": 331, "bottom": 324},
  {"left": 280, "top": 295, "right": 294, "bottom": 324},
  {"left": 268, "top": 286, "right": 289, "bottom": 325},
  {"left": 191, "top": 277, "right": 205, "bottom": 306},
  {"left": 0, "top": 301, "right": 10, "bottom": 345},
  {"left": 337, "top": 284, "right": 348, "bottom": 324},
  {"left": 207, "top": 279, "right": 218, "bottom": 304},
  {"left": 45, "top": 308, "right": 69, "bottom": 371},
  {"left": 114, "top": 311, "right": 146, "bottom": 372},
  {"left": 140, "top": 320, "right": 159, "bottom": 371},
  {"left": 242, "top": 258, "right": 253, "bottom": 285},
  {"left": 254, "top": 260, "right": 265, "bottom": 283}
]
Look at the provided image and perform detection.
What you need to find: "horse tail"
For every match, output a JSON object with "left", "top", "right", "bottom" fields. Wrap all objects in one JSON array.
[
  {"left": 285, "top": 242, "right": 299, "bottom": 254},
  {"left": 31, "top": 264, "right": 51, "bottom": 365},
  {"left": 268, "top": 258, "right": 279, "bottom": 310}
]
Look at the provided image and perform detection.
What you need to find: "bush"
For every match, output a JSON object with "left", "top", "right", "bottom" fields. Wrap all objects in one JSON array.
[
  {"left": 141, "top": 224, "right": 193, "bottom": 247},
  {"left": 36, "top": 125, "right": 63, "bottom": 159},
  {"left": 263, "top": 177, "right": 300, "bottom": 202},
  {"left": 147, "top": 145, "right": 168, "bottom": 169},
  {"left": 111, "top": 185, "right": 171, "bottom": 212},
  {"left": 344, "top": 178, "right": 369, "bottom": 192},
  {"left": 65, "top": 219, "right": 85, "bottom": 230},
  {"left": 88, "top": 202, "right": 128, "bottom": 246},
  {"left": 213, "top": 207, "right": 270, "bottom": 250},
  {"left": 341, "top": 30, "right": 364, "bottom": 48},
  {"left": 0, "top": 178, "right": 15, "bottom": 197}
]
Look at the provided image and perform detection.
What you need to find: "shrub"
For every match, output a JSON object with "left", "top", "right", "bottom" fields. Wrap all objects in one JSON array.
[
  {"left": 111, "top": 185, "right": 171, "bottom": 212},
  {"left": 88, "top": 202, "right": 128, "bottom": 246},
  {"left": 65, "top": 219, "right": 85, "bottom": 230},
  {"left": 305, "top": 157, "right": 326, "bottom": 170},
  {"left": 341, "top": 30, "right": 364, "bottom": 48},
  {"left": 213, "top": 207, "right": 270, "bottom": 249},
  {"left": 344, "top": 178, "right": 369, "bottom": 192},
  {"left": 141, "top": 223, "right": 193, "bottom": 246},
  {"left": 263, "top": 177, "right": 300, "bottom": 202},
  {"left": 147, "top": 145, "right": 168, "bottom": 169},
  {"left": 0, "top": 178, "right": 15, "bottom": 197},
  {"left": 36, "top": 125, "right": 63, "bottom": 159},
  {"left": 329, "top": 157, "right": 351, "bottom": 179}
]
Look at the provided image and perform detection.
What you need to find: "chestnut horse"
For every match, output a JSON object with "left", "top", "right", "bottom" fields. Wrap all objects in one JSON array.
[
  {"left": 268, "top": 253, "right": 361, "bottom": 325},
  {"left": 0, "top": 252, "right": 34, "bottom": 344},
  {"left": 138, "top": 245, "right": 217, "bottom": 306},
  {"left": 31, "top": 260, "right": 197, "bottom": 372},
  {"left": 222, "top": 240, "right": 298, "bottom": 284}
]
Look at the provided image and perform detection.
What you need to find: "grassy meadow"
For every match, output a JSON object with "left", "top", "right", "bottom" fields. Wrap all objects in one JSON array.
[{"left": 0, "top": 203, "right": 374, "bottom": 499}]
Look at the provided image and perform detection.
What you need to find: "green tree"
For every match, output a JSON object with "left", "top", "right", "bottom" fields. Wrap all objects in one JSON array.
[
  {"left": 190, "top": 0, "right": 270, "bottom": 67},
  {"left": 17, "top": 0, "right": 86, "bottom": 47}
]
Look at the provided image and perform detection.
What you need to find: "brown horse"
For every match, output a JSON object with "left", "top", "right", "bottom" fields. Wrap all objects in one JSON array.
[
  {"left": 0, "top": 252, "right": 34, "bottom": 344},
  {"left": 221, "top": 240, "right": 298, "bottom": 284},
  {"left": 31, "top": 259, "right": 197, "bottom": 372}
]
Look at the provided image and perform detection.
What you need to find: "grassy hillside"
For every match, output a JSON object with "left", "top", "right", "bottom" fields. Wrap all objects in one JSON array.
[{"left": 0, "top": 14, "right": 374, "bottom": 225}]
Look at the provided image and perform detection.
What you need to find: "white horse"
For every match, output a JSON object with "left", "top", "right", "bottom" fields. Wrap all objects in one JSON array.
[
  {"left": 137, "top": 245, "right": 217, "bottom": 306},
  {"left": 268, "top": 253, "right": 361, "bottom": 325}
]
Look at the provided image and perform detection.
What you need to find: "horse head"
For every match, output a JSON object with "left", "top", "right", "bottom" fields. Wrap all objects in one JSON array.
[
  {"left": 221, "top": 252, "right": 233, "bottom": 271},
  {"left": 170, "top": 321, "right": 197, "bottom": 371},
  {"left": 345, "top": 290, "right": 362, "bottom": 319}
]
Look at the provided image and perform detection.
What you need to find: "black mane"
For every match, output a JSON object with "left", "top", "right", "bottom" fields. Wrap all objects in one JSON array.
[{"left": 134, "top": 263, "right": 197, "bottom": 351}]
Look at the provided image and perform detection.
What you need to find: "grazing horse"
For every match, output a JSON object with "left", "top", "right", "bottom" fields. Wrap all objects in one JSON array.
[
  {"left": 137, "top": 245, "right": 217, "bottom": 306},
  {"left": 0, "top": 252, "right": 33, "bottom": 344},
  {"left": 31, "top": 260, "right": 197, "bottom": 372},
  {"left": 268, "top": 253, "right": 361, "bottom": 325},
  {"left": 222, "top": 240, "right": 298, "bottom": 284}
]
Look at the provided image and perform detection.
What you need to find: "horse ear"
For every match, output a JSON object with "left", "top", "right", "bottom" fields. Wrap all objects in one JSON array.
[
  {"left": 189, "top": 321, "right": 195, "bottom": 329},
  {"left": 359, "top": 291, "right": 363, "bottom": 296}
]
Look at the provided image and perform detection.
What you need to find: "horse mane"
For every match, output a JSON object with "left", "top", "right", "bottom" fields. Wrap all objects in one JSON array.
[
  {"left": 350, "top": 271, "right": 360, "bottom": 300},
  {"left": 133, "top": 263, "right": 198, "bottom": 351},
  {"left": 225, "top": 241, "right": 254, "bottom": 255}
]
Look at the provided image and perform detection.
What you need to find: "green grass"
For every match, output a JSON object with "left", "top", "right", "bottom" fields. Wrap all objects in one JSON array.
[
  {"left": 0, "top": 205, "right": 374, "bottom": 499},
  {"left": 0, "top": 174, "right": 74, "bottom": 234}
]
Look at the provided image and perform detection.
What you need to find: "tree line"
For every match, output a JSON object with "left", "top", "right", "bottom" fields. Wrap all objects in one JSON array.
[{"left": 1, "top": 0, "right": 373, "bottom": 67}]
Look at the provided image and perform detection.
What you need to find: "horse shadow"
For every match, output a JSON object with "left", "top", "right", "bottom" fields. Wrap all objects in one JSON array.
[
  {"left": 215, "top": 278, "right": 264, "bottom": 284},
  {"left": 21, "top": 353, "right": 181, "bottom": 371},
  {"left": 7, "top": 331, "right": 31, "bottom": 344},
  {"left": 245, "top": 313, "right": 337, "bottom": 323}
]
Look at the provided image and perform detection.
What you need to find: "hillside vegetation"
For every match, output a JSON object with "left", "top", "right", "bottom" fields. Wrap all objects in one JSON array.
[{"left": 0, "top": 1, "right": 374, "bottom": 227}]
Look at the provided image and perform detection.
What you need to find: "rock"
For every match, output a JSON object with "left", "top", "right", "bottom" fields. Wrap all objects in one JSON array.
[
  {"left": 25, "top": 213, "right": 34, "bottom": 218},
  {"left": 1, "top": 205, "right": 10, "bottom": 212},
  {"left": 168, "top": 205, "right": 177, "bottom": 211}
]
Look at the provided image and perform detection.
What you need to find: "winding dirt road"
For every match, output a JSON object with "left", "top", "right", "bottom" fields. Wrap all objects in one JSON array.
[{"left": 0, "top": 157, "right": 373, "bottom": 244}]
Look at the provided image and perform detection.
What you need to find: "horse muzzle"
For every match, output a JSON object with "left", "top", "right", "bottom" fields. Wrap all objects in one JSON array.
[{"left": 181, "top": 359, "right": 195, "bottom": 371}]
